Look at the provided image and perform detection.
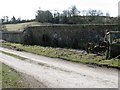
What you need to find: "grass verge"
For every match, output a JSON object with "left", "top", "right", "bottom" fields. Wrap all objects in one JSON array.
[
  {"left": 2, "top": 42, "right": 120, "bottom": 69},
  {"left": 1, "top": 64, "right": 28, "bottom": 88},
  {"left": 1, "top": 51, "right": 27, "bottom": 60}
]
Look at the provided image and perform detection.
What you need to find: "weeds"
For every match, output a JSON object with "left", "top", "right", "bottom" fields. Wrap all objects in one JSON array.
[{"left": 2, "top": 42, "right": 120, "bottom": 69}]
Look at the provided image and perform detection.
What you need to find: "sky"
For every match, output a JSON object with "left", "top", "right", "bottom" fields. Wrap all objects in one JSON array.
[{"left": 0, "top": 0, "right": 119, "bottom": 20}]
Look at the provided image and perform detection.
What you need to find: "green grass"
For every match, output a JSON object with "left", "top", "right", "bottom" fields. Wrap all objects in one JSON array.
[
  {"left": 4, "top": 21, "right": 41, "bottom": 31},
  {"left": 2, "top": 42, "right": 120, "bottom": 69},
  {"left": 1, "top": 64, "right": 28, "bottom": 88},
  {"left": 1, "top": 51, "right": 27, "bottom": 60}
]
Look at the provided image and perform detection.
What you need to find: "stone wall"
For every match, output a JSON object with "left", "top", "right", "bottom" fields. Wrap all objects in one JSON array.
[
  {"left": 1, "top": 31, "right": 23, "bottom": 43},
  {"left": 23, "top": 25, "right": 118, "bottom": 49},
  {"left": 1, "top": 24, "right": 118, "bottom": 49}
]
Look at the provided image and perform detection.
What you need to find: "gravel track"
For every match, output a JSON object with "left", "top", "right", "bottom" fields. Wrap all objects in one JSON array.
[{"left": 0, "top": 47, "right": 118, "bottom": 88}]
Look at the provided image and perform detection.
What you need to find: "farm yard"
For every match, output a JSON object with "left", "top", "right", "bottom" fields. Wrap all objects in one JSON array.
[
  {"left": 0, "top": 0, "right": 119, "bottom": 88},
  {"left": 0, "top": 19, "right": 119, "bottom": 88}
]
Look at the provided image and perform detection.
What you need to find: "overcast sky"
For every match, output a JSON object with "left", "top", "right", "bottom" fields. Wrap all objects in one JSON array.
[{"left": 0, "top": 0, "right": 119, "bottom": 19}]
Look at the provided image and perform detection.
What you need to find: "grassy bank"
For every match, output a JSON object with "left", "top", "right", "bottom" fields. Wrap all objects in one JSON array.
[
  {"left": 4, "top": 21, "right": 41, "bottom": 31},
  {"left": 2, "top": 42, "right": 120, "bottom": 69},
  {"left": 1, "top": 64, "right": 28, "bottom": 88}
]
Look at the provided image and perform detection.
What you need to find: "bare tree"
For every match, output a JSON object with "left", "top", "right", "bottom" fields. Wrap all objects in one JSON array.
[
  {"left": 106, "top": 12, "right": 110, "bottom": 17},
  {"left": 86, "top": 9, "right": 103, "bottom": 16},
  {"left": 81, "top": 10, "right": 86, "bottom": 16},
  {"left": 70, "top": 5, "right": 80, "bottom": 16}
]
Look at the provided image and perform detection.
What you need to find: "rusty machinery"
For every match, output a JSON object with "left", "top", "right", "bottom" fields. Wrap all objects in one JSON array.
[{"left": 87, "top": 31, "right": 120, "bottom": 59}]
